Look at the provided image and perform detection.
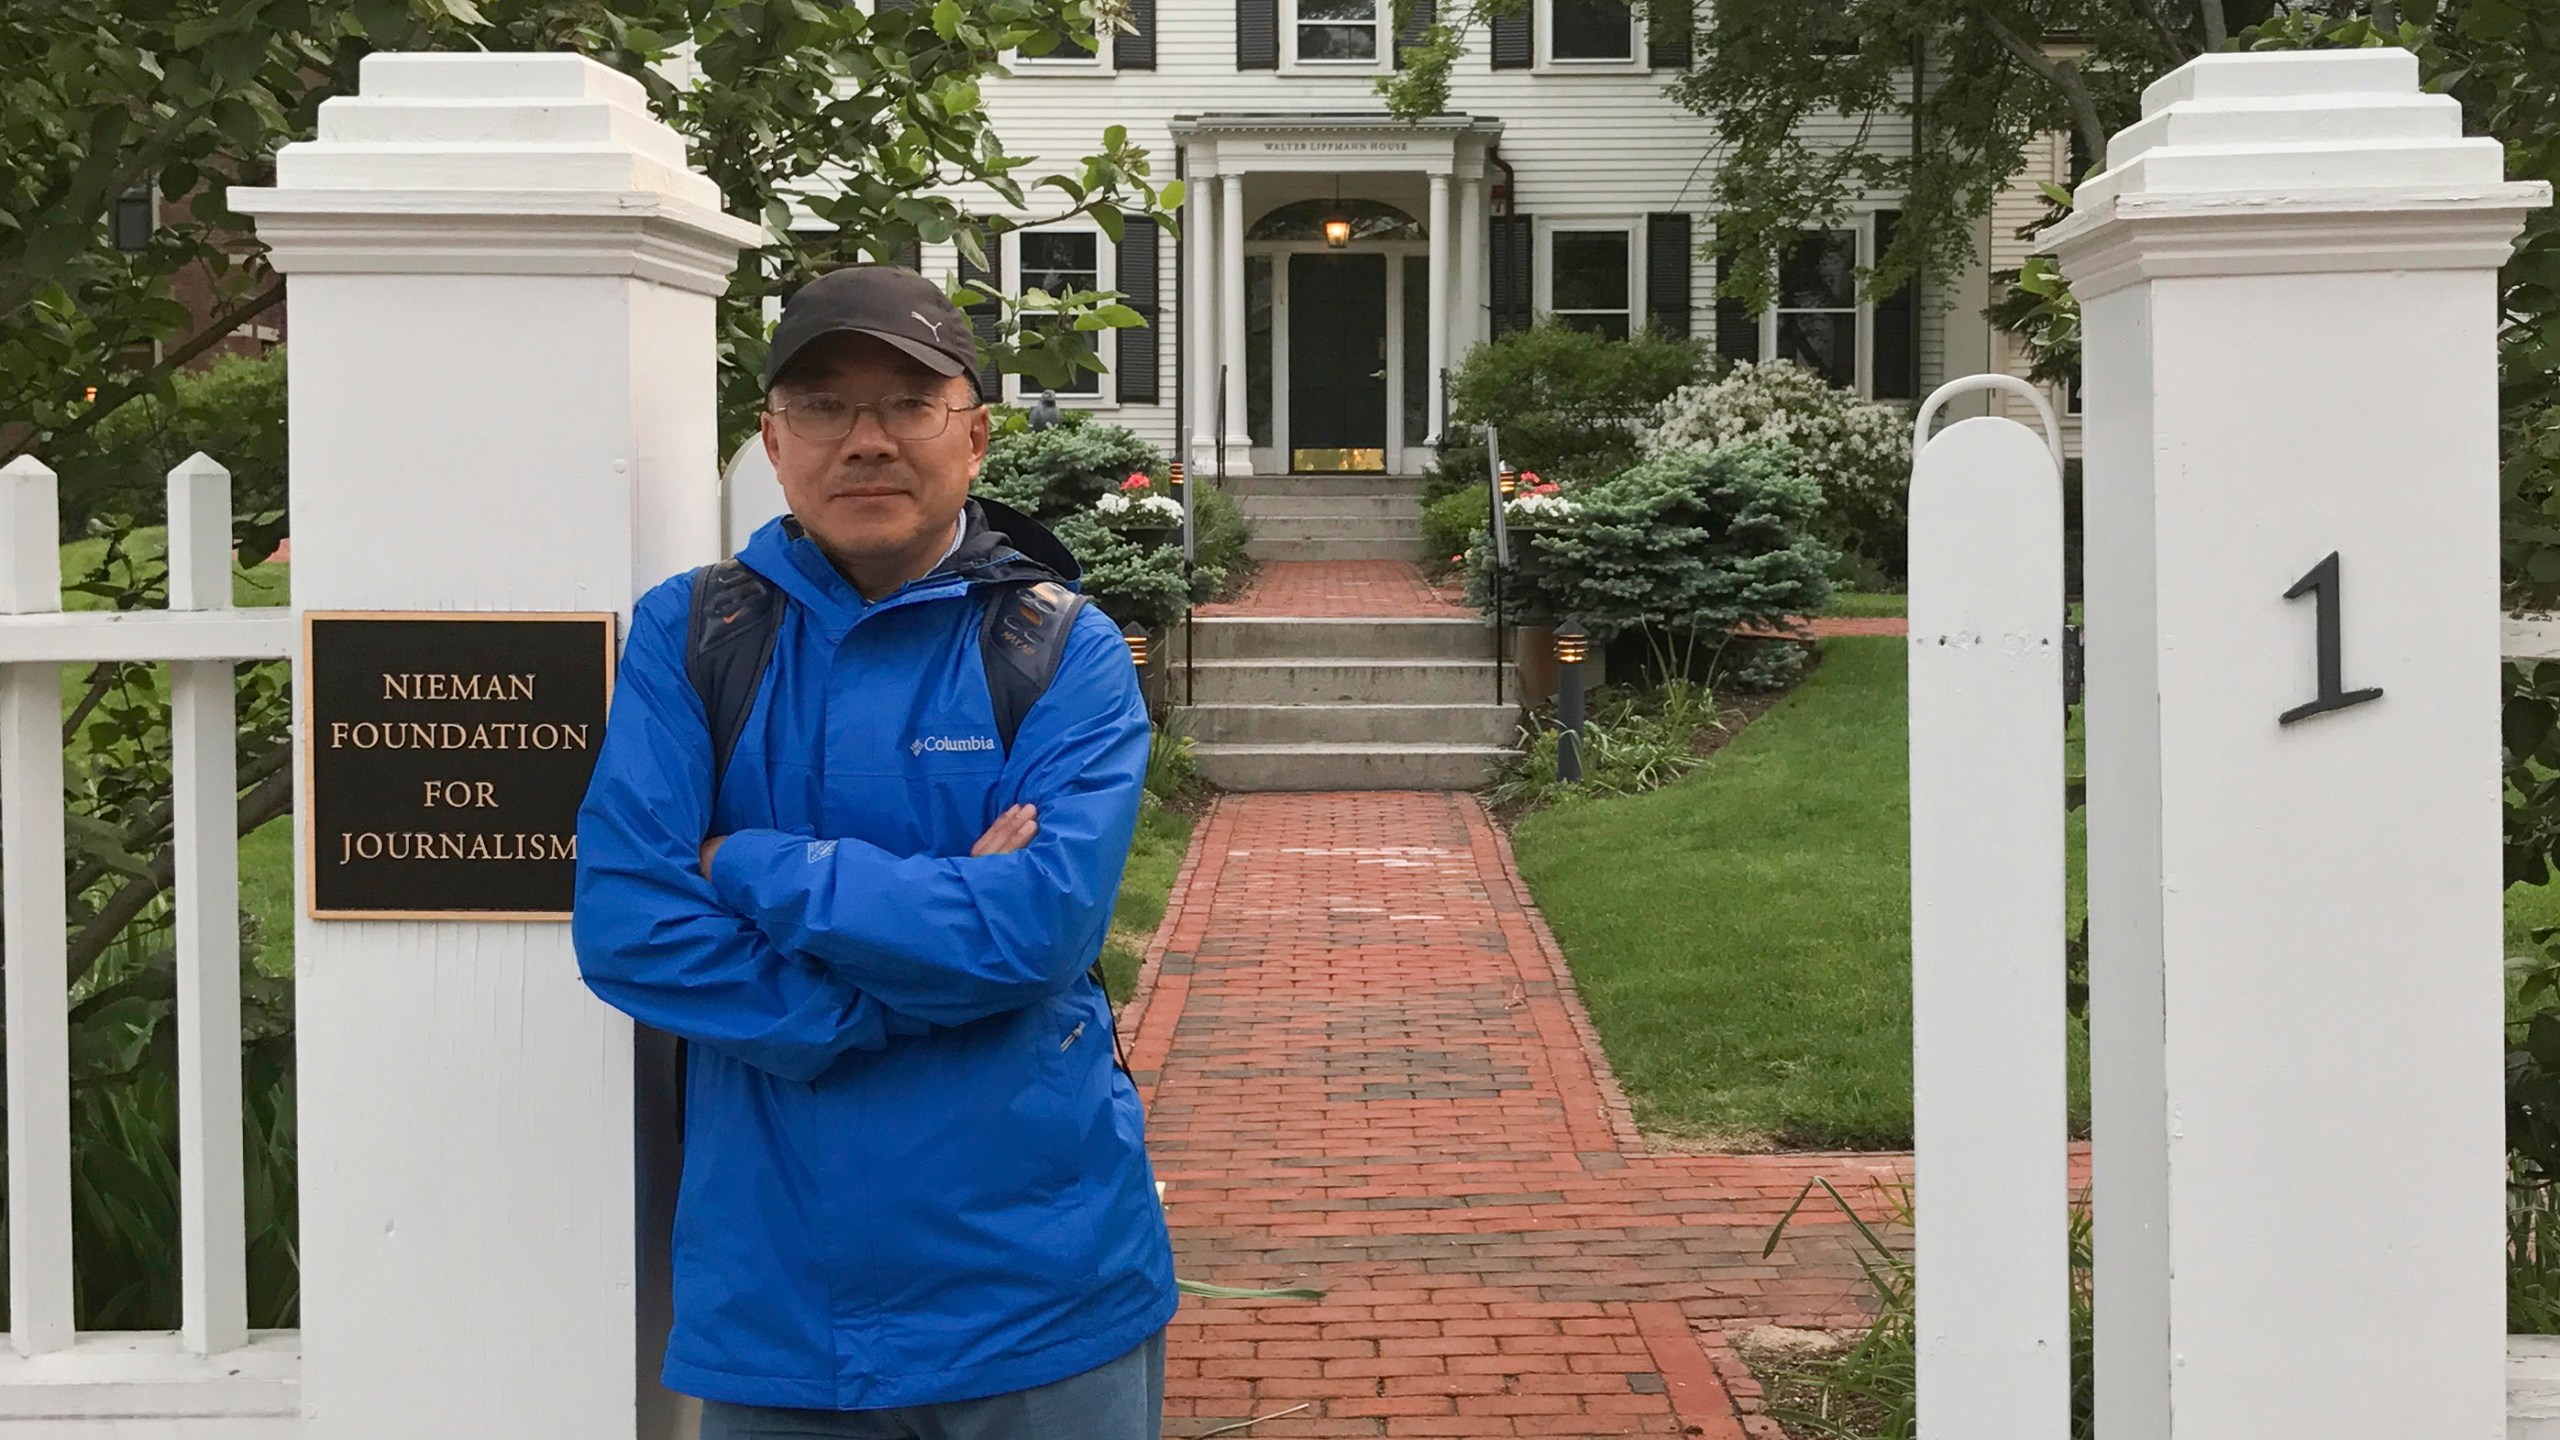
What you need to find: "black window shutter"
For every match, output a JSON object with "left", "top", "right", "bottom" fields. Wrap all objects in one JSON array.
[
  {"left": 1715, "top": 250, "right": 1761, "bottom": 366},
  {"left": 1116, "top": 0, "right": 1157, "bottom": 68},
  {"left": 1238, "top": 0, "right": 1279, "bottom": 68},
  {"left": 1870, "top": 209, "right": 1917, "bottom": 399},
  {"left": 1489, "top": 8, "right": 1533, "bottom": 68},
  {"left": 1646, "top": 0, "right": 1691, "bottom": 67},
  {"left": 1489, "top": 214, "right": 1534, "bottom": 336},
  {"left": 1116, "top": 214, "right": 1161, "bottom": 403},
  {"left": 1645, "top": 213, "right": 1691, "bottom": 336},
  {"left": 897, "top": 237, "right": 923, "bottom": 270},
  {"left": 1394, "top": 0, "right": 1437, "bottom": 67},
  {"left": 958, "top": 247, "right": 1005, "bottom": 402}
]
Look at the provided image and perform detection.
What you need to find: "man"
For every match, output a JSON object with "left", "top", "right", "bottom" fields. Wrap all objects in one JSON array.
[{"left": 572, "top": 265, "right": 1175, "bottom": 1438}]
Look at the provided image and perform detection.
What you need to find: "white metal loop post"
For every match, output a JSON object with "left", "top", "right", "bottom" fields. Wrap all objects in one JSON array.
[
  {"left": 1913, "top": 373, "right": 2065, "bottom": 477},
  {"left": 1905, "top": 380, "right": 2070, "bottom": 1440}
]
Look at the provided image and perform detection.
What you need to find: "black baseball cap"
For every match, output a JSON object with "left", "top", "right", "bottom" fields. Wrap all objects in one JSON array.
[{"left": 764, "top": 265, "right": 984, "bottom": 400}]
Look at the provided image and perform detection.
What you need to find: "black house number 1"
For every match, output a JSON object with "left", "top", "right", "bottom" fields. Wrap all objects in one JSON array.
[{"left": 2279, "top": 551, "right": 2383, "bottom": 726}]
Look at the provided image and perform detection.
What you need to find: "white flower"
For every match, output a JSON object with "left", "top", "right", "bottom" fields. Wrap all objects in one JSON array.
[
  {"left": 1095, "top": 491, "right": 1131, "bottom": 516},
  {"left": 1645, "top": 360, "right": 1912, "bottom": 538},
  {"left": 1505, "top": 492, "right": 1576, "bottom": 519},
  {"left": 1136, "top": 494, "right": 1183, "bottom": 521}
]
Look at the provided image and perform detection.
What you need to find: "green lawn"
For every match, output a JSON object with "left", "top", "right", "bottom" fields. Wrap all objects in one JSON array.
[
  {"left": 1102, "top": 805, "right": 1195, "bottom": 1006},
  {"left": 1822, "top": 591, "right": 1908, "bottom": 619},
  {"left": 1515, "top": 635, "right": 2554, "bottom": 1150}
]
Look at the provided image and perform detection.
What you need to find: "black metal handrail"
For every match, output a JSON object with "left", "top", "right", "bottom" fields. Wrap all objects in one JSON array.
[{"left": 1484, "top": 425, "right": 1511, "bottom": 708}]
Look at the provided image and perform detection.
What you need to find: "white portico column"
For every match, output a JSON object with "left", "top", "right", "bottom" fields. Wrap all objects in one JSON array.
[
  {"left": 1426, "top": 172, "right": 1452, "bottom": 443},
  {"left": 232, "top": 52, "right": 759, "bottom": 1440},
  {"left": 1219, "top": 172, "right": 1251, "bottom": 472},
  {"left": 1457, "top": 171, "right": 1488, "bottom": 360},
  {"left": 1186, "top": 164, "right": 1220, "bottom": 476},
  {"left": 2047, "top": 49, "right": 2546, "bottom": 1440}
]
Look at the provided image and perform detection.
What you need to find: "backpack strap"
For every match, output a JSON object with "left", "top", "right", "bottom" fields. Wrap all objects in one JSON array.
[
  {"left": 979, "top": 579, "right": 1087, "bottom": 753},
  {"left": 686, "top": 558, "right": 787, "bottom": 796},
  {"left": 974, "top": 579, "right": 1124, "bottom": 1069}
]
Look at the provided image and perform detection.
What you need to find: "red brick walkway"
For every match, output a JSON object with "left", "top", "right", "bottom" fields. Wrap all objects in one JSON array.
[
  {"left": 1123, "top": 793, "right": 1907, "bottom": 1438},
  {"left": 1195, "top": 561, "right": 1470, "bottom": 619}
]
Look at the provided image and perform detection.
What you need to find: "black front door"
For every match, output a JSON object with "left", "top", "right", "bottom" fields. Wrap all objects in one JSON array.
[{"left": 1288, "top": 252, "right": 1388, "bottom": 472}]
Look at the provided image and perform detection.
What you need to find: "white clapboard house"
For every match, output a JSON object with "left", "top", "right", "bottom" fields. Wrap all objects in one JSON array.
[{"left": 877, "top": 0, "right": 2057, "bottom": 488}]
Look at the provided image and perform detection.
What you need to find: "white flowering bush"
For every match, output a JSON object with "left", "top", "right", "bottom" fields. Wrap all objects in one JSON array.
[
  {"left": 1505, "top": 489, "right": 1575, "bottom": 522},
  {"left": 1646, "top": 361, "right": 1912, "bottom": 575},
  {"left": 1092, "top": 485, "right": 1182, "bottom": 524}
]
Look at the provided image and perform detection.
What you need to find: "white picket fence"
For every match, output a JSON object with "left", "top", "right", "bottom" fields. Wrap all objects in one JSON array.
[{"left": 0, "top": 454, "right": 299, "bottom": 1432}]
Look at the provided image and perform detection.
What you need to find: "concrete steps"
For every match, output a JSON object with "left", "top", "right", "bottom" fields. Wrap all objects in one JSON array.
[
  {"left": 1222, "top": 474, "right": 1429, "bottom": 500},
  {"left": 1179, "top": 702, "right": 1521, "bottom": 746},
  {"left": 1172, "top": 608, "right": 1525, "bottom": 792},
  {"left": 1175, "top": 616, "right": 1494, "bottom": 661},
  {"left": 1237, "top": 493, "right": 1424, "bottom": 521},
  {"left": 1231, "top": 474, "right": 1435, "bottom": 562},
  {"left": 1182, "top": 742, "right": 1517, "bottom": 792},
  {"left": 1184, "top": 657, "right": 1517, "bottom": 706}
]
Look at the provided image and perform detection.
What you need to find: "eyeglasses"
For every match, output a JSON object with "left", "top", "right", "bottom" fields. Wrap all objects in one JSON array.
[{"left": 770, "top": 392, "right": 978, "bottom": 443}]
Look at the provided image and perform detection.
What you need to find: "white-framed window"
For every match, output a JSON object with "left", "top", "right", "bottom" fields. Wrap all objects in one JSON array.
[
  {"left": 1014, "top": 23, "right": 1109, "bottom": 69},
  {"left": 1769, "top": 227, "right": 1860, "bottom": 390},
  {"left": 1542, "top": 224, "right": 1637, "bottom": 339},
  {"left": 1288, "top": 0, "right": 1384, "bottom": 65},
  {"left": 1544, "top": 0, "right": 1636, "bottom": 63},
  {"left": 1009, "top": 227, "right": 1113, "bottom": 401}
]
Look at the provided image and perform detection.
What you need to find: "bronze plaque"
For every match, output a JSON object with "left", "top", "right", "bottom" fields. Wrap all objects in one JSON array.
[{"left": 303, "top": 612, "right": 617, "bottom": 920}]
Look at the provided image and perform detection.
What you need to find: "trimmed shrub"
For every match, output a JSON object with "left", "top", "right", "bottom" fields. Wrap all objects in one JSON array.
[
  {"left": 1646, "top": 360, "right": 1913, "bottom": 578},
  {"left": 1466, "top": 441, "right": 1834, "bottom": 685},
  {"left": 976, "top": 416, "right": 1233, "bottom": 628},
  {"left": 1191, "top": 483, "right": 1254, "bottom": 600},
  {"left": 975, "top": 412, "right": 1162, "bottom": 517},
  {"left": 1422, "top": 488, "right": 1489, "bottom": 571},
  {"left": 53, "top": 348, "right": 288, "bottom": 560},
  {"left": 1430, "top": 321, "right": 1710, "bottom": 501}
]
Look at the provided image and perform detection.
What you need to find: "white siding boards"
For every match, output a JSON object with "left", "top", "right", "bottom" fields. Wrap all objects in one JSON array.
[{"left": 913, "top": 5, "right": 1945, "bottom": 463}]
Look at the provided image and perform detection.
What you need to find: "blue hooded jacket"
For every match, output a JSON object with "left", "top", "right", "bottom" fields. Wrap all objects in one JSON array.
[{"left": 571, "top": 501, "right": 1176, "bottom": 1410}]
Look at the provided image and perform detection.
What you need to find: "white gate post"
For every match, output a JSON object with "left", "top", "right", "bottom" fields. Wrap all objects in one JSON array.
[
  {"left": 1906, "top": 377, "right": 2067, "bottom": 1439},
  {"left": 231, "top": 53, "right": 759, "bottom": 1440},
  {"left": 2047, "top": 49, "right": 2548, "bottom": 1438}
]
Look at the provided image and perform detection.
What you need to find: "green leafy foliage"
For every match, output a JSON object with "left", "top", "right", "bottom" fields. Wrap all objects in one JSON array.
[
  {"left": 975, "top": 411, "right": 1164, "bottom": 516},
  {"left": 975, "top": 417, "right": 1233, "bottom": 629},
  {"left": 1487, "top": 681, "right": 1719, "bottom": 811},
  {"left": 1984, "top": 252, "right": 2082, "bottom": 391},
  {"left": 1750, "top": 1179, "right": 2096, "bottom": 1439},
  {"left": 1, "top": 0, "right": 1178, "bottom": 468},
  {"left": 50, "top": 348, "right": 289, "bottom": 557},
  {"left": 1648, "top": 360, "right": 1914, "bottom": 577},
  {"left": 1465, "top": 441, "right": 1836, "bottom": 653},
  {"left": 1422, "top": 487, "right": 1489, "bottom": 570},
  {"left": 2513, "top": 1181, "right": 2560, "bottom": 1335},
  {"left": 1380, "top": 0, "right": 2234, "bottom": 314},
  {"left": 1430, "top": 321, "right": 1709, "bottom": 502}
]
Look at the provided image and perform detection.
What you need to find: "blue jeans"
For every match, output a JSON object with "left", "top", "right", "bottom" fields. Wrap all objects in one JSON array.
[{"left": 697, "top": 1328, "right": 1167, "bottom": 1440}]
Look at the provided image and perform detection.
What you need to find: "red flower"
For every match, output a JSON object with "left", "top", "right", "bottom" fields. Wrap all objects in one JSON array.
[
  {"left": 1531, "top": 481, "right": 1561, "bottom": 496},
  {"left": 1121, "top": 472, "right": 1153, "bottom": 492},
  {"left": 1519, "top": 471, "right": 1540, "bottom": 486}
]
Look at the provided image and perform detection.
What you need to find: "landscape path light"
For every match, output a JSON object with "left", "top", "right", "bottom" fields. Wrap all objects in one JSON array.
[{"left": 1554, "top": 621, "right": 1589, "bottom": 784}]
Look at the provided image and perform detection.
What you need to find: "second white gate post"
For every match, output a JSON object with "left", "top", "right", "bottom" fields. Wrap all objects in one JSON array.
[
  {"left": 233, "top": 52, "right": 759, "bottom": 1440},
  {"left": 2049, "top": 48, "right": 2547, "bottom": 1438}
]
